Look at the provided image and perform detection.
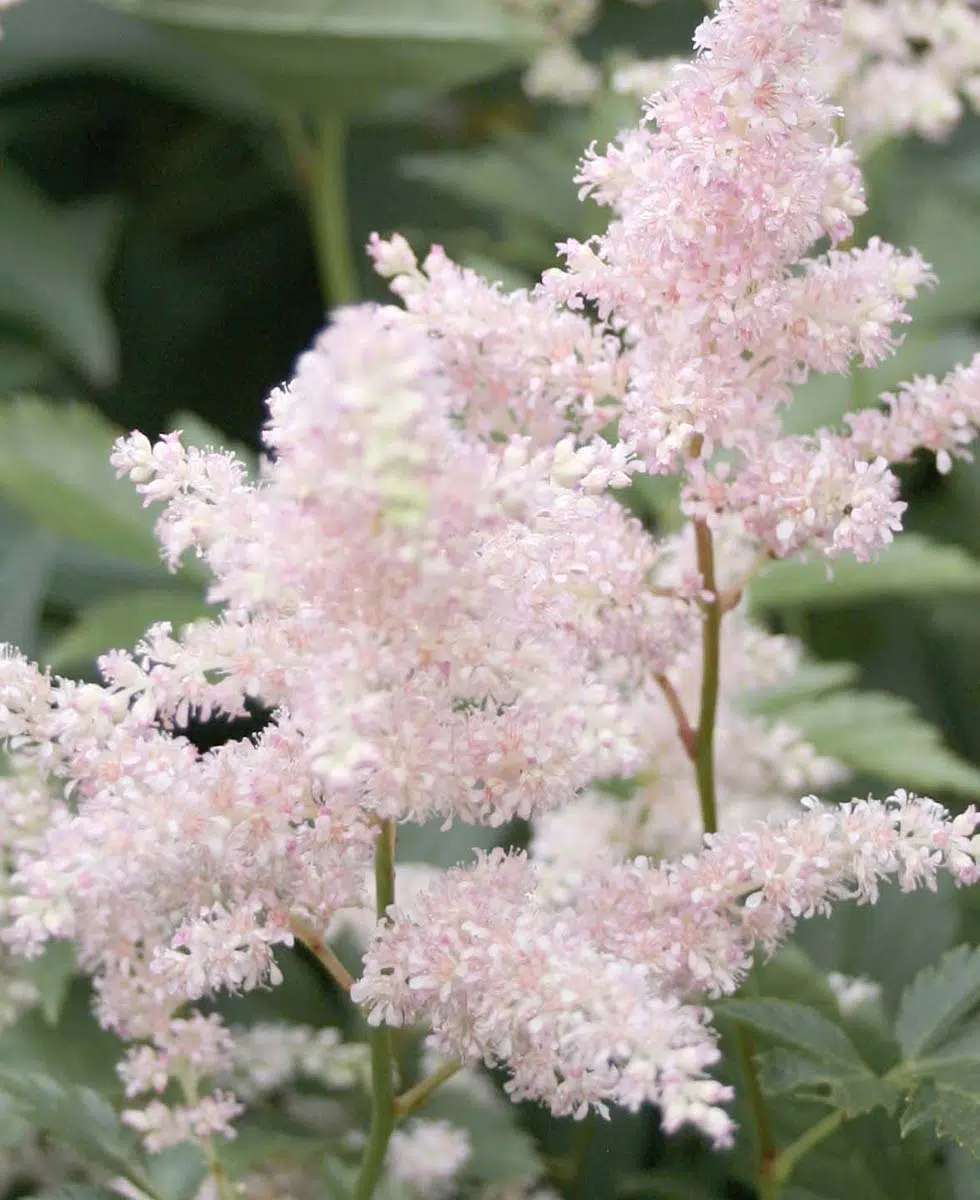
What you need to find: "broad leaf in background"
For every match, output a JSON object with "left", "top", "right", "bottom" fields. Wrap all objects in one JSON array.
[
  {"left": 19, "top": 942, "right": 77, "bottom": 1026},
  {"left": 750, "top": 534, "right": 980, "bottom": 610},
  {"left": 0, "top": 397, "right": 171, "bottom": 569},
  {"left": 88, "top": 0, "right": 549, "bottom": 112},
  {"left": 781, "top": 328, "right": 980, "bottom": 437},
  {"left": 45, "top": 588, "right": 212, "bottom": 672},
  {"left": 756, "top": 688, "right": 980, "bottom": 795},
  {"left": 0, "top": 1068, "right": 155, "bottom": 1194},
  {"left": 745, "top": 656, "right": 980, "bottom": 796},
  {"left": 719, "top": 998, "right": 898, "bottom": 1118},
  {"left": 0, "top": 0, "right": 260, "bottom": 116},
  {"left": 0, "top": 170, "right": 119, "bottom": 387},
  {"left": 896, "top": 946, "right": 980, "bottom": 1062},
  {"left": 0, "top": 502, "right": 57, "bottom": 657}
]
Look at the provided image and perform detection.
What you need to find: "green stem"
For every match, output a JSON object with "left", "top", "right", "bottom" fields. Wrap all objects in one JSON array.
[
  {"left": 760, "top": 1109, "right": 845, "bottom": 1200},
  {"left": 691, "top": 517, "right": 777, "bottom": 1188},
  {"left": 309, "top": 111, "right": 360, "bottom": 307},
  {"left": 353, "top": 820, "right": 398, "bottom": 1200},
  {"left": 290, "top": 915, "right": 355, "bottom": 992},
  {"left": 736, "top": 1025, "right": 777, "bottom": 1186},
  {"left": 178, "top": 1073, "right": 235, "bottom": 1200},
  {"left": 394, "top": 1058, "right": 463, "bottom": 1118},
  {"left": 693, "top": 518, "right": 721, "bottom": 836}
]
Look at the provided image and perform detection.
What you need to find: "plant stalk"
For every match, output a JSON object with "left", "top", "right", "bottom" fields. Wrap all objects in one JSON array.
[
  {"left": 394, "top": 1058, "right": 463, "bottom": 1118},
  {"left": 309, "top": 111, "right": 360, "bottom": 307},
  {"left": 760, "top": 1109, "right": 845, "bottom": 1200},
  {"left": 290, "top": 915, "right": 355, "bottom": 992},
  {"left": 693, "top": 518, "right": 721, "bottom": 836},
  {"left": 353, "top": 820, "right": 398, "bottom": 1200},
  {"left": 691, "top": 517, "right": 777, "bottom": 1186}
]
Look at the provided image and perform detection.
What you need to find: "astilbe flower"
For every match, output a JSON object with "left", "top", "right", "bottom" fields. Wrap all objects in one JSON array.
[
  {"left": 0, "top": 307, "right": 681, "bottom": 1133},
  {"left": 355, "top": 793, "right": 980, "bottom": 1143},
  {"left": 825, "top": 0, "right": 980, "bottom": 147},
  {"left": 386, "top": 1119, "right": 472, "bottom": 1197}
]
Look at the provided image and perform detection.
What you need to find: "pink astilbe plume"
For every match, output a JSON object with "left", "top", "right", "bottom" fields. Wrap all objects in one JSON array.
[{"left": 356, "top": 794, "right": 980, "bottom": 1142}]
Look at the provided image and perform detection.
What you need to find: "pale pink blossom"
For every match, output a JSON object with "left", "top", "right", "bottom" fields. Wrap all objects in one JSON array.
[{"left": 387, "top": 1120, "right": 472, "bottom": 1197}]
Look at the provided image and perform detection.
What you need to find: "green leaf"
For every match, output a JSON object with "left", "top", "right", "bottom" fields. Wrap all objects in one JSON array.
[
  {"left": 1, "top": 0, "right": 261, "bottom": 115},
  {"left": 900, "top": 1063, "right": 980, "bottom": 1157},
  {"left": 760, "top": 1048, "right": 899, "bottom": 1117},
  {"left": 396, "top": 818, "right": 501, "bottom": 869},
  {"left": 750, "top": 535, "right": 980, "bottom": 611},
  {"left": 0, "top": 398, "right": 162, "bottom": 567},
  {"left": 782, "top": 328, "right": 980, "bottom": 437},
  {"left": 795, "top": 877, "right": 960, "bottom": 1018},
  {"left": 420, "top": 1080, "right": 543, "bottom": 1185},
  {"left": 147, "top": 1143, "right": 209, "bottom": 1200},
  {"left": 721, "top": 998, "right": 897, "bottom": 1118},
  {"left": 0, "top": 169, "right": 118, "bottom": 386},
  {"left": 896, "top": 947, "right": 980, "bottom": 1061},
  {"left": 401, "top": 126, "right": 587, "bottom": 240},
  {"left": 0, "top": 1067, "right": 155, "bottom": 1191},
  {"left": 44, "top": 587, "right": 212, "bottom": 672},
  {"left": 88, "top": 0, "right": 549, "bottom": 112},
  {"left": 20, "top": 942, "right": 77, "bottom": 1025},
  {"left": 742, "top": 659, "right": 860, "bottom": 718},
  {"left": 0, "top": 503, "right": 58, "bottom": 657},
  {"left": 721, "top": 999, "right": 868, "bottom": 1071},
  {"left": 759, "top": 687, "right": 980, "bottom": 795},
  {"left": 0, "top": 978, "right": 124, "bottom": 1094}
]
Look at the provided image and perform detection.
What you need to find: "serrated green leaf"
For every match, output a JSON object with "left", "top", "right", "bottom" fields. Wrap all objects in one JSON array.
[
  {"left": 0, "top": 169, "right": 118, "bottom": 386},
  {"left": 760, "top": 1048, "right": 900, "bottom": 1117},
  {"left": 896, "top": 947, "right": 980, "bottom": 1061},
  {"left": 750, "top": 535, "right": 980, "bottom": 611},
  {"left": 0, "top": 978, "right": 123, "bottom": 1094},
  {"left": 721, "top": 998, "right": 869, "bottom": 1072},
  {"left": 0, "top": 398, "right": 161, "bottom": 566},
  {"left": 44, "top": 587, "right": 212, "bottom": 672},
  {"left": 0, "top": 1067, "right": 155, "bottom": 1192},
  {"left": 721, "top": 999, "right": 899, "bottom": 1116},
  {"left": 758, "top": 688, "right": 980, "bottom": 795},
  {"left": 899, "top": 1063, "right": 980, "bottom": 1157},
  {"left": 88, "top": 0, "right": 548, "bottom": 112},
  {"left": 20, "top": 942, "right": 77, "bottom": 1025}
]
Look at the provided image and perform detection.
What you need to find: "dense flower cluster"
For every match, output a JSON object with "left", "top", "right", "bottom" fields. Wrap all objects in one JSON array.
[{"left": 1, "top": 0, "right": 980, "bottom": 1177}]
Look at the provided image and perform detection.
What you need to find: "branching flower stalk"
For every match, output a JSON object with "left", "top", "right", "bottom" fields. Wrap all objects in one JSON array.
[{"left": 354, "top": 821, "right": 398, "bottom": 1200}]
